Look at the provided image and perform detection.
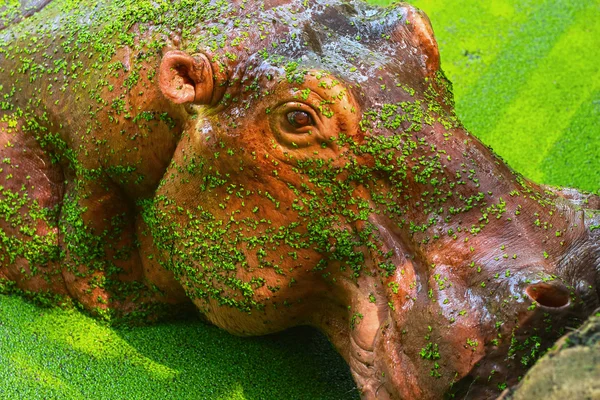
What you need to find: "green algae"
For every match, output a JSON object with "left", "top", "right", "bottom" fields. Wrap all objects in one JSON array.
[
  {"left": 407, "top": 0, "right": 600, "bottom": 193},
  {"left": 541, "top": 91, "right": 600, "bottom": 191},
  {"left": 0, "top": 294, "right": 356, "bottom": 399},
  {"left": 0, "top": 0, "right": 598, "bottom": 399}
]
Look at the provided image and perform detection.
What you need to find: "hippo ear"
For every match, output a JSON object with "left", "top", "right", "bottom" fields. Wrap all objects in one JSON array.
[
  {"left": 159, "top": 50, "right": 215, "bottom": 105},
  {"left": 395, "top": 7, "right": 441, "bottom": 74}
]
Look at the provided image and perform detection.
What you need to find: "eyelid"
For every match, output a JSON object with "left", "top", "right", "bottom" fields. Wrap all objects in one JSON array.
[
  {"left": 271, "top": 101, "right": 323, "bottom": 148},
  {"left": 279, "top": 102, "right": 320, "bottom": 123}
]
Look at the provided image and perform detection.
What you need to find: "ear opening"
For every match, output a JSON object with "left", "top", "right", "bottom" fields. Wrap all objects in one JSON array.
[{"left": 159, "top": 50, "right": 215, "bottom": 105}]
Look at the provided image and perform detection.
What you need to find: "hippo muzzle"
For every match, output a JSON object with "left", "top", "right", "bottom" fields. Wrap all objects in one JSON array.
[{"left": 350, "top": 198, "right": 600, "bottom": 399}]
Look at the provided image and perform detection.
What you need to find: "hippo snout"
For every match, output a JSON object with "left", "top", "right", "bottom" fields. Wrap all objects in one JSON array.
[{"left": 351, "top": 222, "right": 600, "bottom": 400}]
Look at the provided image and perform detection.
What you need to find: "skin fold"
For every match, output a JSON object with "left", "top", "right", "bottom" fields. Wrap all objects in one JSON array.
[{"left": 0, "top": 1, "right": 598, "bottom": 398}]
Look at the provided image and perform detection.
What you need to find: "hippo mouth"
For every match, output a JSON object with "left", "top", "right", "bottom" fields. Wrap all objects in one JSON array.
[
  {"left": 367, "top": 299, "right": 592, "bottom": 400},
  {"left": 346, "top": 218, "right": 600, "bottom": 400},
  {"left": 449, "top": 324, "right": 579, "bottom": 399},
  {"left": 433, "top": 281, "right": 596, "bottom": 399}
]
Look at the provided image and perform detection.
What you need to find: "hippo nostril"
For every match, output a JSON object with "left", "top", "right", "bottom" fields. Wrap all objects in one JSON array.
[{"left": 525, "top": 283, "right": 570, "bottom": 308}]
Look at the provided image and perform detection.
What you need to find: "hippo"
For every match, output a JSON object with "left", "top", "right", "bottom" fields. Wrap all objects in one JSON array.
[{"left": 0, "top": 0, "right": 599, "bottom": 398}]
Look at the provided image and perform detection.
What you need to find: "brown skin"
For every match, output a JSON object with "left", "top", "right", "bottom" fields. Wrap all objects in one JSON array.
[{"left": 1, "top": 1, "right": 599, "bottom": 399}]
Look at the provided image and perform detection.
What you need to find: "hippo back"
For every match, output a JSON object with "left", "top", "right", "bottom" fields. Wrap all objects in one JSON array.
[{"left": 0, "top": 0, "right": 51, "bottom": 30}]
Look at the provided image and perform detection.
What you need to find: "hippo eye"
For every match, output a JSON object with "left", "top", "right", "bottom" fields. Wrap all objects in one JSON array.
[
  {"left": 272, "top": 102, "right": 321, "bottom": 149},
  {"left": 287, "top": 111, "right": 313, "bottom": 128}
]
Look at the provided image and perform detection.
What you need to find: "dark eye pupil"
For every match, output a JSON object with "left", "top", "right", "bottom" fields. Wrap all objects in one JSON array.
[{"left": 287, "top": 111, "right": 312, "bottom": 127}]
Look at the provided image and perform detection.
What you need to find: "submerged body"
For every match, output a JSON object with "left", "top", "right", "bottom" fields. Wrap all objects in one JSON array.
[{"left": 0, "top": 1, "right": 599, "bottom": 399}]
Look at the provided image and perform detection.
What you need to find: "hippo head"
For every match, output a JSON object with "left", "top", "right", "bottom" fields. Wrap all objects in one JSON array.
[{"left": 141, "top": 1, "right": 600, "bottom": 398}]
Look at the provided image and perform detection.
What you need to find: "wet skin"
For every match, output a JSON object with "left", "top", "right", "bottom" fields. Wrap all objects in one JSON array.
[{"left": 0, "top": 1, "right": 599, "bottom": 399}]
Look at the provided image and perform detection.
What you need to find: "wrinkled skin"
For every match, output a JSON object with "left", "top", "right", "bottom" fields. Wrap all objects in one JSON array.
[{"left": 0, "top": 1, "right": 599, "bottom": 399}]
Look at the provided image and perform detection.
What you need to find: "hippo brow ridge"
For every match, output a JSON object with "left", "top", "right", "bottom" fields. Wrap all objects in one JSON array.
[{"left": 0, "top": 1, "right": 598, "bottom": 399}]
